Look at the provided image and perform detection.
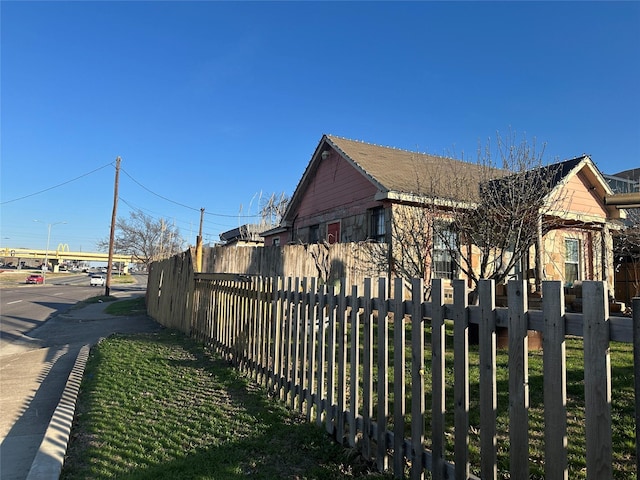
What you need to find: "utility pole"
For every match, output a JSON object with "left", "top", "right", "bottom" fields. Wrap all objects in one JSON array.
[
  {"left": 196, "top": 208, "right": 204, "bottom": 272},
  {"left": 105, "top": 157, "right": 121, "bottom": 297}
]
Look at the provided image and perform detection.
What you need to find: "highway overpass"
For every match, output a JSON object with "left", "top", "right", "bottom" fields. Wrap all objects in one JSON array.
[{"left": 1, "top": 245, "right": 132, "bottom": 273}]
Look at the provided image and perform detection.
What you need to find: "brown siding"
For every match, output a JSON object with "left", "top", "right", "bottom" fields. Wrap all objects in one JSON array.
[{"left": 295, "top": 152, "right": 380, "bottom": 227}]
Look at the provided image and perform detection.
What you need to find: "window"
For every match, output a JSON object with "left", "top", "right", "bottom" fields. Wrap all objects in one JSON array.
[
  {"left": 433, "top": 225, "right": 457, "bottom": 280},
  {"left": 309, "top": 225, "right": 320, "bottom": 244},
  {"left": 565, "top": 238, "right": 580, "bottom": 285},
  {"left": 272, "top": 237, "right": 280, "bottom": 246},
  {"left": 370, "top": 207, "right": 386, "bottom": 243}
]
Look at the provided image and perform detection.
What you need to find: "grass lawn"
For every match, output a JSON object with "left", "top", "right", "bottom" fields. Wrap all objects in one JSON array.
[
  {"left": 61, "top": 297, "right": 636, "bottom": 479},
  {"left": 61, "top": 327, "right": 392, "bottom": 480}
]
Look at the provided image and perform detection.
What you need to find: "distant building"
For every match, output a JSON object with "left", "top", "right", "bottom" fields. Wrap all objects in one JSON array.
[
  {"left": 219, "top": 224, "right": 272, "bottom": 247},
  {"left": 604, "top": 168, "right": 639, "bottom": 193}
]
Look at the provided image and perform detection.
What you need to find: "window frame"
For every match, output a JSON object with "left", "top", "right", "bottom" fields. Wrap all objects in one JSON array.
[
  {"left": 370, "top": 207, "right": 386, "bottom": 243},
  {"left": 564, "top": 238, "right": 581, "bottom": 285},
  {"left": 432, "top": 223, "right": 458, "bottom": 280},
  {"left": 309, "top": 224, "right": 320, "bottom": 244}
]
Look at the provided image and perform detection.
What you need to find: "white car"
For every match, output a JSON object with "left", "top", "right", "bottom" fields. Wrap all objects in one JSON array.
[{"left": 90, "top": 275, "right": 106, "bottom": 287}]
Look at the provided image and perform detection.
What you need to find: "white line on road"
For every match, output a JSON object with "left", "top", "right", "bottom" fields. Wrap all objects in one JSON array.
[{"left": 6, "top": 300, "right": 23, "bottom": 305}]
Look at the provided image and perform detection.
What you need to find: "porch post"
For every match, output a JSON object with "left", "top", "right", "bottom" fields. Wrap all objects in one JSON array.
[
  {"left": 535, "top": 213, "right": 543, "bottom": 293},
  {"left": 601, "top": 224, "right": 612, "bottom": 296}
]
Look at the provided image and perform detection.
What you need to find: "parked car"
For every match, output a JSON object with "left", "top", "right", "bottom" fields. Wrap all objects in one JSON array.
[
  {"left": 90, "top": 275, "right": 106, "bottom": 287},
  {"left": 26, "top": 274, "right": 44, "bottom": 284}
]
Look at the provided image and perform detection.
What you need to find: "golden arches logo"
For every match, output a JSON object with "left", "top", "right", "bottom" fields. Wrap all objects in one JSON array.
[{"left": 57, "top": 243, "right": 70, "bottom": 253}]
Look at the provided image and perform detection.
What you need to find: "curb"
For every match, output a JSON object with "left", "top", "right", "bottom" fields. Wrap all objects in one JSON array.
[{"left": 26, "top": 344, "right": 90, "bottom": 480}]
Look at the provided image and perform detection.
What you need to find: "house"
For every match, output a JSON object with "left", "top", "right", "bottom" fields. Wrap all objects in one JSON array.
[
  {"left": 605, "top": 168, "right": 639, "bottom": 194},
  {"left": 262, "top": 135, "right": 622, "bottom": 296}
]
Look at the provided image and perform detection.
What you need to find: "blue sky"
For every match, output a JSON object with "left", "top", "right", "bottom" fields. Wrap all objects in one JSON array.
[{"left": 2, "top": 1, "right": 639, "bottom": 253}]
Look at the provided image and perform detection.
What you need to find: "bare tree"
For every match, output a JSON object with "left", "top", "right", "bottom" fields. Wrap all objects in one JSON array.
[
  {"left": 439, "top": 132, "right": 563, "bottom": 298},
  {"left": 362, "top": 158, "right": 451, "bottom": 295},
  {"left": 362, "top": 132, "right": 564, "bottom": 301},
  {"left": 259, "top": 191, "right": 289, "bottom": 228},
  {"left": 97, "top": 210, "right": 185, "bottom": 268}
]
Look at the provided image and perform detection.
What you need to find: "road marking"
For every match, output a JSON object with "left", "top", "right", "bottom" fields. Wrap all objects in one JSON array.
[
  {"left": 53, "top": 292, "right": 64, "bottom": 296},
  {"left": 7, "top": 300, "right": 23, "bottom": 305}
]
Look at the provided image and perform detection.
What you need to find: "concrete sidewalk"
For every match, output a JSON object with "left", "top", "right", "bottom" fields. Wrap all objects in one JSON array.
[{"left": 0, "top": 293, "right": 162, "bottom": 480}]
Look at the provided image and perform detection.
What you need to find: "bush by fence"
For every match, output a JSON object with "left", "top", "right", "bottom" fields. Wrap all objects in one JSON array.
[{"left": 146, "top": 253, "right": 638, "bottom": 479}]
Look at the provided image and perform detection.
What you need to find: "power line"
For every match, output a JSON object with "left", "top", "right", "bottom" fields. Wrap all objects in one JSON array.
[
  {"left": 120, "top": 166, "right": 260, "bottom": 218},
  {"left": 1, "top": 162, "right": 114, "bottom": 205}
]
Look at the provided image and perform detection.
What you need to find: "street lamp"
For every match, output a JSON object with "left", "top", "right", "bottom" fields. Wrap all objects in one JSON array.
[{"left": 34, "top": 220, "right": 66, "bottom": 283}]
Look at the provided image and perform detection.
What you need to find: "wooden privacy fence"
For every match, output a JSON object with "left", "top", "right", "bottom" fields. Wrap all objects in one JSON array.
[{"left": 146, "top": 268, "right": 638, "bottom": 479}]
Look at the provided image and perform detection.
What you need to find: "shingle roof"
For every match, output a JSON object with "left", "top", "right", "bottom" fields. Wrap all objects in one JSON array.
[
  {"left": 282, "top": 135, "right": 606, "bottom": 225},
  {"left": 325, "top": 135, "right": 502, "bottom": 203}
]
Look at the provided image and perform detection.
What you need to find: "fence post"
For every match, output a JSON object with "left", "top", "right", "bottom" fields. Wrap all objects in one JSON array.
[
  {"left": 478, "top": 279, "right": 497, "bottom": 480},
  {"left": 542, "top": 281, "right": 568, "bottom": 479},
  {"left": 393, "top": 278, "right": 406, "bottom": 477},
  {"left": 410, "top": 278, "right": 425, "bottom": 480},
  {"left": 377, "top": 277, "right": 390, "bottom": 472},
  {"left": 431, "top": 279, "right": 446, "bottom": 480},
  {"left": 453, "top": 279, "right": 470, "bottom": 480},
  {"left": 507, "top": 280, "right": 529, "bottom": 478},
  {"left": 583, "top": 281, "right": 612, "bottom": 479}
]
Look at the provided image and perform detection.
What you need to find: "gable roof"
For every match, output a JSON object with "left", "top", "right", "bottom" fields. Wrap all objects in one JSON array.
[
  {"left": 282, "top": 134, "right": 619, "bottom": 224},
  {"left": 325, "top": 135, "right": 497, "bottom": 203}
]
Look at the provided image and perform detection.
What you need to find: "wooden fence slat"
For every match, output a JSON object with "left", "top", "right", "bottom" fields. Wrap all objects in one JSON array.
[
  {"left": 452, "top": 279, "right": 470, "bottom": 480},
  {"left": 316, "top": 284, "right": 327, "bottom": 426},
  {"left": 291, "top": 278, "right": 301, "bottom": 410},
  {"left": 411, "top": 278, "right": 425, "bottom": 480},
  {"left": 362, "top": 278, "right": 374, "bottom": 461},
  {"left": 542, "top": 281, "right": 568, "bottom": 480},
  {"left": 307, "top": 278, "right": 317, "bottom": 422},
  {"left": 478, "top": 279, "right": 497, "bottom": 480},
  {"left": 336, "top": 279, "right": 348, "bottom": 444},
  {"left": 431, "top": 279, "right": 446, "bottom": 480},
  {"left": 583, "top": 281, "right": 613, "bottom": 479},
  {"left": 326, "top": 285, "right": 337, "bottom": 435},
  {"left": 634, "top": 297, "right": 640, "bottom": 477},
  {"left": 349, "top": 284, "right": 360, "bottom": 449},
  {"left": 377, "top": 278, "right": 390, "bottom": 472},
  {"left": 257, "top": 277, "right": 266, "bottom": 383},
  {"left": 299, "top": 278, "right": 309, "bottom": 413},
  {"left": 273, "top": 279, "right": 282, "bottom": 396},
  {"left": 393, "top": 278, "right": 406, "bottom": 478},
  {"left": 284, "top": 278, "right": 294, "bottom": 402},
  {"left": 507, "top": 280, "right": 529, "bottom": 478}
]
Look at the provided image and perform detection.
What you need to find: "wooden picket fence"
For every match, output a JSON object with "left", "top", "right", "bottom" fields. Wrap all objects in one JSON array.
[{"left": 146, "top": 265, "right": 638, "bottom": 479}]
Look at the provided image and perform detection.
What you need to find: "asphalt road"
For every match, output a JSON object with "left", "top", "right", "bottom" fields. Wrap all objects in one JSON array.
[
  {"left": 0, "top": 272, "right": 152, "bottom": 480},
  {"left": 0, "top": 273, "right": 147, "bottom": 349}
]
